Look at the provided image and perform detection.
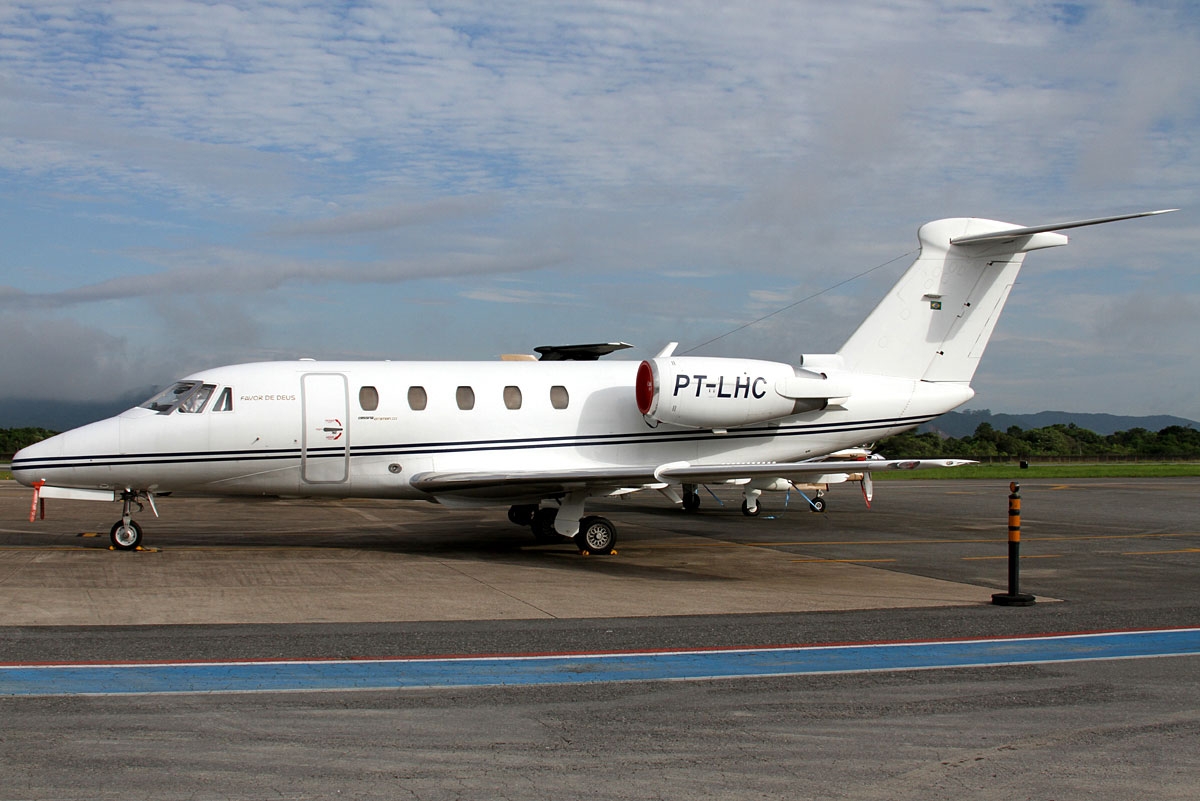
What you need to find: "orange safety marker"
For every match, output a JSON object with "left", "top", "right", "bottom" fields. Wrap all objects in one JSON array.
[
  {"left": 992, "top": 481, "right": 1036, "bottom": 606},
  {"left": 29, "top": 479, "right": 46, "bottom": 522}
]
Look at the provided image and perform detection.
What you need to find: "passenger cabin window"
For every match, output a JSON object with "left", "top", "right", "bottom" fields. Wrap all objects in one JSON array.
[
  {"left": 359, "top": 385, "right": 379, "bottom": 411},
  {"left": 408, "top": 386, "right": 427, "bottom": 411},
  {"left": 212, "top": 387, "right": 234, "bottom": 412},
  {"left": 503, "top": 386, "right": 522, "bottom": 410},
  {"left": 550, "top": 385, "right": 569, "bottom": 410},
  {"left": 456, "top": 386, "right": 475, "bottom": 411}
]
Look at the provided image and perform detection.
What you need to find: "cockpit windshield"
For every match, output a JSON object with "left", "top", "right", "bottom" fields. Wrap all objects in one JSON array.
[{"left": 140, "top": 381, "right": 217, "bottom": 414}]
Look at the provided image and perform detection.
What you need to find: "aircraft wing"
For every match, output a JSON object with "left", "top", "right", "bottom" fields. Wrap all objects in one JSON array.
[
  {"left": 409, "top": 466, "right": 665, "bottom": 502},
  {"left": 409, "top": 458, "right": 974, "bottom": 502}
]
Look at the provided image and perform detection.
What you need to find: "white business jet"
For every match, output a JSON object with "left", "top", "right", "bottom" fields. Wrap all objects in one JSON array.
[{"left": 13, "top": 210, "right": 1175, "bottom": 553}]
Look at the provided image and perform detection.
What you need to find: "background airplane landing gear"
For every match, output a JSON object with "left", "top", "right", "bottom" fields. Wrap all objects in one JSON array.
[
  {"left": 109, "top": 519, "right": 143, "bottom": 550},
  {"left": 575, "top": 516, "right": 617, "bottom": 554},
  {"left": 681, "top": 484, "right": 701, "bottom": 512}
]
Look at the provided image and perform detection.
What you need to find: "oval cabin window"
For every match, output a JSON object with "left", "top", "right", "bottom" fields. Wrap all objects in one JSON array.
[
  {"left": 550, "top": 385, "right": 569, "bottom": 410},
  {"left": 359, "top": 386, "right": 379, "bottom": 411},
  {"left": 504, "top": 386, "right": 522, "bottom": 410},
  {"left": 408, "top": 386, "right": 428, "bottom": 411}
]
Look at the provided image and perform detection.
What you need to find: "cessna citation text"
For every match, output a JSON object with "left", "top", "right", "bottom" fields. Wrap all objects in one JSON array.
[{"left": 13, "top": 210, "right": 1175, "bottom": 553}]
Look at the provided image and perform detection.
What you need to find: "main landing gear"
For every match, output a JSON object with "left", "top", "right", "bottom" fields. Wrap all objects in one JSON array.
[{"left": 508, "top": 504, "right": 618, "bottom": 555}]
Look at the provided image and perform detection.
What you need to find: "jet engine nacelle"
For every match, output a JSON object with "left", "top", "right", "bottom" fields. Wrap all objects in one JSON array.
[{"left": 635, "top": 356, "right": 849, "bottom": 429}]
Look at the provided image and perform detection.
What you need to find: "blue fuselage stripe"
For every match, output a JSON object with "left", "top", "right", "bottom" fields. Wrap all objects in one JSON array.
[{"left": 3, "top": 629, "right": 1197, "bottom": 697}]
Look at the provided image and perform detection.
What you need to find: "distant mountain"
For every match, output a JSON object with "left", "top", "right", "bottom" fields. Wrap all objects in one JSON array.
[{"left": 923, "top": 410, "right": 1199, "bottom": 439}]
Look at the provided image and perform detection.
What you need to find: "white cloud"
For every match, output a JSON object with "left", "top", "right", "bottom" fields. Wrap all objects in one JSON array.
[{"left": 0, "top": 1, "right": 1198, "bottom": 420}]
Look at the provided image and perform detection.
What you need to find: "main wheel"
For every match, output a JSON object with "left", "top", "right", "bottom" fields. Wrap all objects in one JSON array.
[
  {"left": 110, "top": 520, "right": 143, "bottom": 551},
  {"left": 531, "top": 508, "right": 560, "bottom": 544},
  {"left": 575, "top": 516, "right": 617, "bottom": 554},
  {"left": 810, "top": 496, "right": 827, "bottom": 513},
  {"left": 741, "top": 500, "right": 761, "bottom": 517},
  {"left": 682, "top": 490, "right": 701, "bottom": 512}
]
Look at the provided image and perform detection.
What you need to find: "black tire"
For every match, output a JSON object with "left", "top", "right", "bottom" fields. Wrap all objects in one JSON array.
[
  {"left": 575, "top": 516, "right": 617, "bottom": 554},
  {"left": 110, "top": 520, "right": 143, "bottom": 550},
  {"left": 508, "top": 504, "right": 537, "bottom": 526},
  {"left": 531, "top": 508, "right": 560, "bottom": 543},
  {"left": 682, "top": 490, "right": 701, "bottom": 512},
  {"left": 810, "top": 497, "right": 827, "bottom": 513},
  {"left": 741, "top": 500, "right": 761, "bottom": 517}
]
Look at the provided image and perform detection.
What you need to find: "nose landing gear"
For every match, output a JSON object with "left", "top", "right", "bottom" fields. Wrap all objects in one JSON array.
[{"left": 110, "top": 490, "right": 156, "bottom": 551}]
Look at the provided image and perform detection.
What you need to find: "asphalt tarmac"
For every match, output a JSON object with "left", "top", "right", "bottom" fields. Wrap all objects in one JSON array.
[{"left": 1, "top": 477, "right": 1198, "bottom": 799}]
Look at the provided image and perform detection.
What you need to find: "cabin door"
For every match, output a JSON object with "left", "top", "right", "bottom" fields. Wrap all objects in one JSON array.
[{"left": 301, "top": 372, "right": 349, "bottom": 484}]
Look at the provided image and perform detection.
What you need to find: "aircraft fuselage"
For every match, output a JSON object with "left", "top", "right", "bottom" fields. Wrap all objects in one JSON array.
[{"left": 13, "top": 358, "right": 968, "bottom": 501}]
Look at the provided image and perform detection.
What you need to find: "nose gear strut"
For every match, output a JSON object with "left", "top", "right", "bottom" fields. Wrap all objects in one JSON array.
[{"left": 109, "top": 489, "right": 158, "bottom": 551}]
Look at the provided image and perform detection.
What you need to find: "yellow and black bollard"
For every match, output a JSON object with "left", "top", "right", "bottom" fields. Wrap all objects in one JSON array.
[{"left": 992, "top": 481, "right": 1036, "bottom": 606}]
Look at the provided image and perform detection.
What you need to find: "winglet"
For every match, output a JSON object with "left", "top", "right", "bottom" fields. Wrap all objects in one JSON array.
[{"left": 950, "top": 209, "right": 1178, "bottom": 246}]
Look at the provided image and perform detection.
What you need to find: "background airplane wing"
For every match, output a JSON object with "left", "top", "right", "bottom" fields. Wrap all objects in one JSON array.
[{"left": 653, "top": 458, "right": 975, "bottom": 484}]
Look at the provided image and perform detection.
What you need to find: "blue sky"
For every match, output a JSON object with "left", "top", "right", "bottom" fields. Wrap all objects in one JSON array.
[{"left": 1, "top": 1, "right": 1197, "bottom": 422}]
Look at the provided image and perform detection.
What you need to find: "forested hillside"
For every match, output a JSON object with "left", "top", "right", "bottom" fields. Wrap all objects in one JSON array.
[
  {"left": 880, "top": 423, "right": 1200, "bottom": 459},
  {"left": 0, "top": 428, "right": 57, "bottom": 455}
]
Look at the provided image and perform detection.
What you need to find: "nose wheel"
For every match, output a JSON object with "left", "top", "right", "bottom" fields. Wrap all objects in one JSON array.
[
  {"left": 110, "top": 520, "right": 144, "bottom": 550},
  {"left": 110, "top": 490, "right": 151, "bottom": 550}
]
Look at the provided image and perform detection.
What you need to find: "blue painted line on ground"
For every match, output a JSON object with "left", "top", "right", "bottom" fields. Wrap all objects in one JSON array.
[{"left": 2, "top": 628, "right": 1198, "bottom": 697}]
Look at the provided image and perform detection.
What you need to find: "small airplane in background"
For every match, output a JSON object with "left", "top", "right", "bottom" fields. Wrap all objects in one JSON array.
[{"left": 13, "top": 210, "right": 1175, "bottom": 553}]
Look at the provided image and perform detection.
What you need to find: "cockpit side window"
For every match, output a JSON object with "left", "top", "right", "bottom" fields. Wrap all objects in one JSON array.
[
  {"left": 212, "top": 386, "right": 234, "bottom": 412},
  {"left": 139, "top": 381, "right": 218, "bottom": 414},
  {"left": 178, "top": 384, "right": 216, "bottom": 413},
  {"left": 140, "top": 381, "right": 199, "bottom": 414}
]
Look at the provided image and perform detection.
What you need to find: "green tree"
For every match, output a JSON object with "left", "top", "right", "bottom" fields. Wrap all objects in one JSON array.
[{"left": 0, "top": 428, "right": 57, "bottom": 454}]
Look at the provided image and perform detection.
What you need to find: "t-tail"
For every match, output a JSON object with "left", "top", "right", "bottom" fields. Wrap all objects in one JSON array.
[{"left": 837, "top": 210, "right": 1177, "bottom": 384}]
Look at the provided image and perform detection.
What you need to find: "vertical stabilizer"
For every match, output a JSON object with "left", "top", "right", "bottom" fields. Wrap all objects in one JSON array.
[
  {"left": 837, "top": 210, "right": 1175, "bottom": 383},
  {"left": 838, "top": 217, "right": 1063, "bottom": 383}
]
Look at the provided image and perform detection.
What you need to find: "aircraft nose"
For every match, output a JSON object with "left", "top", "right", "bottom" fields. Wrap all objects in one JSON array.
[
  {"left": 10, "top": 417, "right": 122, "bottom": 488},
  {"left": 11, "top": 434, "right": 66, "bottom": 487}
]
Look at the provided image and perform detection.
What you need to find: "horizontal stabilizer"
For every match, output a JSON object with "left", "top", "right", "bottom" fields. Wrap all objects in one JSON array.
[{"left": 950, "top": 209, "right": 1177, "bottom": 246}]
